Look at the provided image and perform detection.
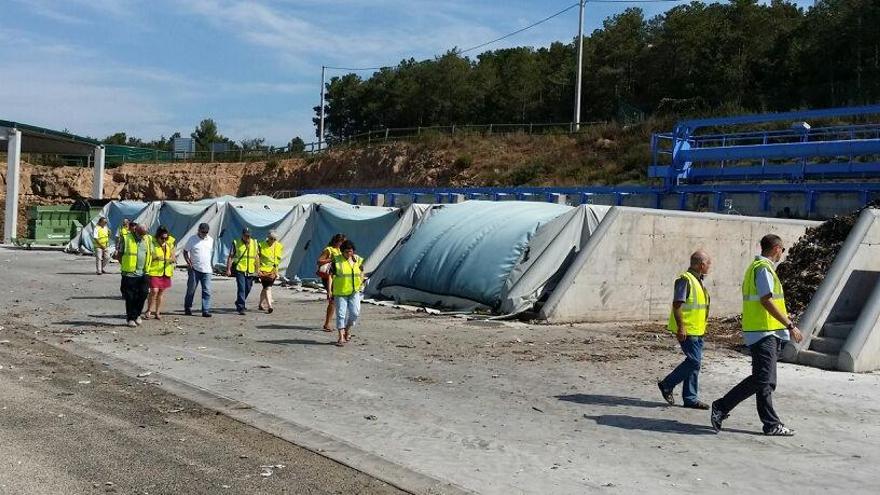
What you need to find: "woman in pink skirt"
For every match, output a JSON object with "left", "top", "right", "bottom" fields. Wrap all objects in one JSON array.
[{"left": 144, "top": 226, "right": 176, "bottom": 320}]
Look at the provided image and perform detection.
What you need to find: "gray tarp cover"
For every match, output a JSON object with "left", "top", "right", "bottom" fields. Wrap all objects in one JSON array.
[{"left": 366, "top": 201, "right": 608, "bottom": 315}]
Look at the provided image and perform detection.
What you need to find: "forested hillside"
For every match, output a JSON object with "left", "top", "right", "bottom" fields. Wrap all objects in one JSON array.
[{"left": 315, "top": 0, "right": 880, "bottom": 140}]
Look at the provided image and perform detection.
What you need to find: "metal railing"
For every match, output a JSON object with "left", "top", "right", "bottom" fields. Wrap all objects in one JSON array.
[{"left": 326, "top": 121, "right": 605, "bottom": 148}]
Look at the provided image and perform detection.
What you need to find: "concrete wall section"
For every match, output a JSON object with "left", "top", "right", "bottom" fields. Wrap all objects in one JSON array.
[{"left": 540, "top": 207, "right": 817, "bottom": 323}]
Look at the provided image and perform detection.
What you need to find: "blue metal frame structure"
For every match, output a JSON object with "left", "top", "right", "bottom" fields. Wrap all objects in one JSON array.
[
  {"left": 649, "top": 105, "right": 880, "bottom": 187},
  {"left": 299, "top": 106, "right": 880, "bottom": 218}
]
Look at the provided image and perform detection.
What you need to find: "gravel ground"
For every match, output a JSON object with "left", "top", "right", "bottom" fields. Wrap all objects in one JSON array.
[{"left": 0, "top": 320, "right": 403, "bottom": 495}]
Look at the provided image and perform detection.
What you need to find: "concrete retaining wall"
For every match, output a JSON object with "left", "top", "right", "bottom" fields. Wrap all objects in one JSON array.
[
  {"left": 540, "top": 207, "right": 818, "bottom": 323},
  {"left": 785, "top": 209, "right": 880, "bottom": 372}
]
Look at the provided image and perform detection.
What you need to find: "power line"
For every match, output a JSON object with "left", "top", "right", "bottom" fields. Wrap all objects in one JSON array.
[{"left": 458, "top": 2, "right": 581, "bottom": 54}]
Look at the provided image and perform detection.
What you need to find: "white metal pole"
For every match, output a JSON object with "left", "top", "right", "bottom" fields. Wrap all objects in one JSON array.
[
  {"left": 93, "top": 145, "right": 105, "bottom": 199},
  {"left": 573, "top": 0, "right": 585, "bottom": 132},
  {"left": 4, "top": 129, "right": 22, "bottom": 244},
  {"left": 319, "top": 65, "right": 326, "bottom": 151}
]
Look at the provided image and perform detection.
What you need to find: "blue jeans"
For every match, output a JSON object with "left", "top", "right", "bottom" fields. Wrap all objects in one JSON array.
[
  {"left": 184, "top": 269, "right": 212, "bottom": 314},
  {"left": 335, "top": 292, "right": 362, "bottom": 330},
  {"left": 234, "top": 270, "right": 254, "bottom": 311},
  {"left": 660, "top": 336, "right": 703, "bottom": 405}
]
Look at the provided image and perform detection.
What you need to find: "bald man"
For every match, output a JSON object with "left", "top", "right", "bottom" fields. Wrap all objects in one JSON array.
[{"left": 658, "top": 250, "right": 712, "bottom": 409}]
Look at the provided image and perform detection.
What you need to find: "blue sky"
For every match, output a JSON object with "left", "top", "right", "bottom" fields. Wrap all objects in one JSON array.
[{"left": 1, "top": 0, "right": 816, "bottom": 146}]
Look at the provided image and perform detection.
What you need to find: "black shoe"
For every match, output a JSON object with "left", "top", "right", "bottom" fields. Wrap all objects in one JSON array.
[
  {"left": 683, "top": 401, "right": 710, "bottom": 410},
  {"left": 710, "top": 401, "right": 729, "bottom": 433},
  {"left": 657, "top": 380, "right": 674, "bottom": 405},
  {"left": 237, "top": 310, "right": 246, "bottom": 315},
  {"left": 202, "top": 312, "right": 212, "bottom": 318},
  {"left": 764, "top": 424, "right": 795, "bottom": 436},
  {"left": 268, "top": 307, "right": 273, "bottom": 314},
  {"left": 184, "top": 309, "right": 193, "bottom": 316}
]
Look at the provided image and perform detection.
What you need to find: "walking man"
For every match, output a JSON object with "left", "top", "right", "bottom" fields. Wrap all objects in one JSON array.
[
  {"left": 183, "top": 222, "right": 214, "bottom": 317},
  {"left": 117, "top": 224, "right": 151, "bottom": 327},
  {"left": 225, "top": 227, "right": 260, "bottom": 315},
  {"left": 711, "top": 234, "right": 803, "bottom": 436},
  {"left": 93, "top": 217, "right": 111, "bottom": 275},
  {"left": 658, "top": 250, "right": 711, "bottom": 409}
]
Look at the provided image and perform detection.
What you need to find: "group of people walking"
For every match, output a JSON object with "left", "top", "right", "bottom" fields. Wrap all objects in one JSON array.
[
  {"left": 101, "top": 218, "right": 365, "bottom": 342},
  {"left": 658, "top": 234, "right": 804, "bottom": 436}
]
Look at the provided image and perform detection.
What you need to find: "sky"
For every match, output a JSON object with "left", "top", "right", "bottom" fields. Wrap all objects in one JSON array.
[{"left": 1, "top": 0, "right": 816, "bottom": 147}]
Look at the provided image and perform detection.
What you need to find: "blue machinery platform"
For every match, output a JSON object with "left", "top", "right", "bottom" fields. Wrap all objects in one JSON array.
[{"left": 301, "top": 105, "right": 880, "bottom": 218}]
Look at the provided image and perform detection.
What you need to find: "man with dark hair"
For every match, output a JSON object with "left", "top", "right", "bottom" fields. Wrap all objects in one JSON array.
[
  {"left": 711, "top": 234, "right": 803, "bottom": 436},
  {"left": 183, "top": 222, "right": 214, "bottom": 317},
  {"left": 226, "top": 227, "right": 259, "bottom": 315},
  {"left": 658, "top": 250, "right": 711, "bottom": 409}
]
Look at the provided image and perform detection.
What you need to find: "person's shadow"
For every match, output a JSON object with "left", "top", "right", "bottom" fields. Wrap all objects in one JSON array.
[
  {"left": 555, "top": 394, "right": 667, "bottom": 409},
  {"left": 582, "top": 414, "right": 717, "bottom": 435},
  {"left": 256, "top": 338, "right": 334, "bottom": 346}
]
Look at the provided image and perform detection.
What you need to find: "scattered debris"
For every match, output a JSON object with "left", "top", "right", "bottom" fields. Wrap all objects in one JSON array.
[
  {"left": 136, "top": 371, "right": 152, "bottom": 378},
  {"left": 532, "top": 406, "right": 544, "bottom": 413},
  {"left": 778, "top": 201, "right": 879, "bottom": 315},
  {"left": 77, "top": 380, "right": 91, "bottom": 385},
  {"left": 364, "top": 414, "right": 378, "bottom": 421}
]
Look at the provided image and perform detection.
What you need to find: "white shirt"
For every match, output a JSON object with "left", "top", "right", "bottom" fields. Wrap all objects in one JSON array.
[{"left": 184, "top": 234, "right": 215, "bottom": 273}]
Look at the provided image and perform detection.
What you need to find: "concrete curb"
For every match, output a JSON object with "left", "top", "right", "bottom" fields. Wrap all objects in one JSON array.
[{"left": 43, "top": 337, "right": 475, "bottom": 495}]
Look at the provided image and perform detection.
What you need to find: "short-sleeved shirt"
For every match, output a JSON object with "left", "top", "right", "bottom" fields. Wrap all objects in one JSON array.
[
  {"left": 184, "top": 234, "right": 214, "bottom": 273},
  {"left": 744, "top": 256, "right": 790, "bottom": 346},
  {"left": 673, "top": 270, "right": 705, "bottom": 302}
]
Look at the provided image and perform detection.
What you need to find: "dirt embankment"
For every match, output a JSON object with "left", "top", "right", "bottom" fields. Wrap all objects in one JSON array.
[{"left": 1, "top": 126, "right": 652, "bottom": 236}]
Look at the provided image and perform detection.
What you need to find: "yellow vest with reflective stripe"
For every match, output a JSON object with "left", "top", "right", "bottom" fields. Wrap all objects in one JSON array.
[
  {"left": 95, "top": 226, "right": 110, "bottom": 249},
  {"left": 667, "top": 271, "right": 709, "bottom": 336},
  {"left": 742, "top": 258, "right": 787, "bottom": 332},
  {"left": 331, "top": 254, "right": 364, "bottom": 297},
  {"left": 120, "top": 233, "right": 150, "bottom": 274},
  {"left": 258, "top": 240, "right": 284, "bottom": 273},
  {"left": 232, "top": 238, "right": 258, "bottom": 274},
  {"left": 146, "top": 236, "right": 176, "bottom": 277}
]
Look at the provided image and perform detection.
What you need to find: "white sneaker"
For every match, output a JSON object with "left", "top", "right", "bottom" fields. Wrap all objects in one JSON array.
[
  {"left": 135, "top": 317, "right": 143, "bottom": 326},
  {"left": 127, "top": 320, "right": 138, "bottom": 327}
]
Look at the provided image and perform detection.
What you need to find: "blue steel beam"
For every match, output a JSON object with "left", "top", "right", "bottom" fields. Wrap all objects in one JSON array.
[
  {"left": 676, "top": 105, "right": 880, "bottom": 132},
  {"left": 678, "top": 138, "right": 880, "bottom": 163}
]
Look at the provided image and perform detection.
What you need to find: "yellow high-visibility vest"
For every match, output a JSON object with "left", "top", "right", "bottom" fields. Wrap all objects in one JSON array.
[
  {"left": 331, "top": 254, "right": 364, "bottom": 297},
  {"left": 259, "top": 240, "right": 284, "bottom": 273},
  {"left": 120, "top": 233, "right": 150, "bottom": 274},
  {"left": 667, "top": 271, "right": 709, "bottom": 336},
  {"left": 232, "top": 238, "right": 259, "bottom": 274},
  {"left": 95, "top": 226, "right": 110, "bottom": 249},
  {"left": 742, "top": 258, "right": 787, "bottom": 332},
  {"left": 145, "top": 236, "right": 176, "bottom": 277}
]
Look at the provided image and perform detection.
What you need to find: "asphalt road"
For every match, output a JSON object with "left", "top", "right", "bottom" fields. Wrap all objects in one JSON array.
[{"left": 0, "top": 321, "right": 404, "bottom": 495}]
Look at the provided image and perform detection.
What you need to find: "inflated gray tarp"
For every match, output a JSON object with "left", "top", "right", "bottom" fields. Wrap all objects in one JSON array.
[{"left": 366, "top": 201, "right": 608, "bottom": 315}]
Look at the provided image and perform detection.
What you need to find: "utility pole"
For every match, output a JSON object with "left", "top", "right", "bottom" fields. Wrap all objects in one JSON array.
[
  {"left": 573, "top": 0, "right": 585, "bottom": 132},
  {"left": 319, "top": 65, "right": 326, "bottom": 151}
]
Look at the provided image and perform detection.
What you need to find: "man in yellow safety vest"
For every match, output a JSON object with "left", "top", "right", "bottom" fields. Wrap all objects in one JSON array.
[
  {"left": 711, "top": 234, "right": 803, "bottom": 436},
  {"left": 658, "top": 250, "right": 712, "bottom": 409},
  {"left": 93, "top": 217, "right": 111, "bottom": 275},
  {"left": 226, "top": 227, "right": 260, "bottom": 315}
]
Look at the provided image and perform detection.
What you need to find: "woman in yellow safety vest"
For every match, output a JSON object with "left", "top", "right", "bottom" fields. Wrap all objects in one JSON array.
[
  {"left": 328, "top": 239, "right": 365, "bottom": 347},
  {"left": 257, "top": 231, "right": 284, "bottom": 314},
  {"left": 144, "top": 226, "right": 176, "bottom": 320},
  {"left": 317, "top": 233, "right": 346, "bottom": 332}
]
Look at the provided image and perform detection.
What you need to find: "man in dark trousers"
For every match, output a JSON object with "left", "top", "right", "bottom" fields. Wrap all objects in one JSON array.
[
  {"left": 711, "top": 234, "right": 803, "bottom": 436},
  {"left": 225, "top": 227, "right": 260, "bottom": 315},
  {"left": 658, "top": 250, "right": 711, "bottom": 409},
  {"left": 117, "top": 224, "right": 151, "bottom": 327}
]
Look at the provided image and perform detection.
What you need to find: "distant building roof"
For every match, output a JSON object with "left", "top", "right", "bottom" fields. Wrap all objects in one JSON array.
[{"left": 0, "top": 119, "right": 100, "bottom": 155}]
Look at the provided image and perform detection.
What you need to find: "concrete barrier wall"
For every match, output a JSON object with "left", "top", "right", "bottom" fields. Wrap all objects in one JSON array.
[
  {"left": 785, "top": 209, "right": 880, "bottom": 371},
  {"left": 540, "top": 207, "right": 818, "bottom": 323}
]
